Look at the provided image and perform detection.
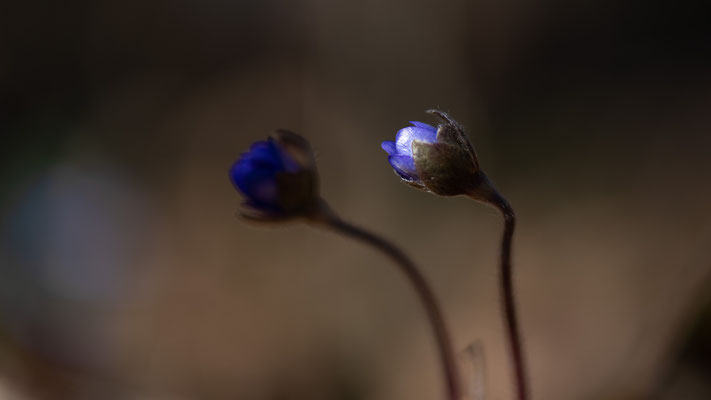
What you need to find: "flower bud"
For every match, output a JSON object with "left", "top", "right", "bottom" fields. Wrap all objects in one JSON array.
[
  {"left": 229, "top": 130, "right": 319, "bottom": 221},
  {"left": 382, "top": 109, "right": 502, "bottom": 205}
]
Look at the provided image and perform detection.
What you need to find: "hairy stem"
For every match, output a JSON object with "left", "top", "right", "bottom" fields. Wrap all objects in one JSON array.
[
  {"left": 310, "top": 203, "right": 461, "bottom": 400},
  {"left": 494, "top": 198, "right": 528, "bottom": 400}
]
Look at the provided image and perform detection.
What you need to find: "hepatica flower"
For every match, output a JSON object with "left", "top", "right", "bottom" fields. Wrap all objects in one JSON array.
[
  {"left": 229, "top": 130, "right": 319, "bottom": 221},
  {"left": 382, "top": 109, "right": 497, "bottom": 200},
  {"left": 382, "top": 110, "right": 528, "bottom": 400}
]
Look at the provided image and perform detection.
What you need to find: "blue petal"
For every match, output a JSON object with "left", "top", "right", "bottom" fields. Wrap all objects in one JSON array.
[
  {"left": 242, "top": 141, "right": 283, "bottom": 168},
  {"left": 395, "top": 126, "right": 437, "bottom": 156},
  {"left": 410, "top": 121, "right": 436, "bottom": 130},
  {"left": 229, "top": 158, "right": 281, "bottom": 208},
  {"left": 229, "top": 158, "right": 251, "bottom": 194},
  {"left": 230, "top": 138, "right": 305, "bottom": 210},
  {"left": 381, "top": 141, "right": 397, "bottom": 155},
  {"left": 388, "top": 155, "right": 419, "bottom": 181},
  {"left": 253, "top": 139, "right": 302, "bottom": 173},
  {"left": 249, "top": 140, "right": 272, "bottom": 152}
]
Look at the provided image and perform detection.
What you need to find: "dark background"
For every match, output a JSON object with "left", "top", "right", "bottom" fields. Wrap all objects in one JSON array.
[{"left": 1, "top": 1, "right": 710, "bottom": 399}]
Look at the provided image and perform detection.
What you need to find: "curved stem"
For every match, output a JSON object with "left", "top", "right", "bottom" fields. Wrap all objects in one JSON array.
[
  {"left": 310, "top": 203, "right": 461, "bottom": 400},
  {"left": 491, "top": 197, "right": 528, "bottom": 400}
]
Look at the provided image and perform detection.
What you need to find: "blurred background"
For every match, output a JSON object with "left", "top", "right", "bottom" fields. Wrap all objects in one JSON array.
[{"left": 1, "top": 0, "right": 710, "bottom": 399}]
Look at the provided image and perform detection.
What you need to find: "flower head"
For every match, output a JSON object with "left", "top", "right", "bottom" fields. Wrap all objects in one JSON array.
[
  {"left": 382, "top": 109, "right": 499, "bottom": 201},
  {"left": 230, "top": 130, "right": 319, "bottom": 221},
  {"left": 381, "top": 121, "right": 438, "bottom": 183}
]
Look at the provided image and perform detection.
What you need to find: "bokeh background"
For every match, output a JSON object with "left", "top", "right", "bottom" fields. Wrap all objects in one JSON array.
[{"left": 2, "top": 1, "right": 711, "bottom": 399}]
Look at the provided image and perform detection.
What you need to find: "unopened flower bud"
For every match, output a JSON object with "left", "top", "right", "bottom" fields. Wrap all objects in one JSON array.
[
  {"left": 382, "top": 109, "right": 502, "bottom": 206},
  {"left": 229, "top": 130, "right": 319, "bottom": 221}
]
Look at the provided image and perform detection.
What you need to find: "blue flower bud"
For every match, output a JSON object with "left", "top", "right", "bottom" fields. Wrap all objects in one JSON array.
[
  {"left": 382, "top": 109, "right": 500, "bottom": 202},
  {"left": 381, "top": 121, "right": 438, "bottom": 186},
  {"left": 230, "top": 130, "right": 319, "bottom": 221}
]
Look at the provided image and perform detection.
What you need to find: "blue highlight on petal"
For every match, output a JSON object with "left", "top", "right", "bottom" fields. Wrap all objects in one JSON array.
[
  {"left": 395, "top": 126, "right": 436, "bottom": 156},
  {"left": 381, "top": 120, "right": 438, "bottom": 183}
]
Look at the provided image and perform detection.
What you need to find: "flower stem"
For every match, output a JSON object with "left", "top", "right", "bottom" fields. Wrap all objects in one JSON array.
[
  {"left": 310, "top": 202, "right": 461, "bottom": 400},
  {"left": 491, "top": 196, "right": 528, "bottom": 400}
]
